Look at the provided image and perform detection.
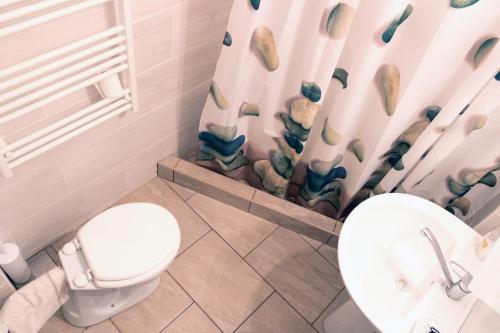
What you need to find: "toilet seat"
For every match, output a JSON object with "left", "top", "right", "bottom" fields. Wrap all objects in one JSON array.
[{"left": 59, "top": 203, "right": 180, "bottom": 289}]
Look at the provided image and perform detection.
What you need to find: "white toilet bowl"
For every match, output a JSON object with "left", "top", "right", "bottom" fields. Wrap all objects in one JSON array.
[{"left": 58, "top": 202, "right": 181, "bottom": 327}]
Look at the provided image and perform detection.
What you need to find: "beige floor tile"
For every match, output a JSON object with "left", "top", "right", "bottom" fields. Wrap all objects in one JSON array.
[
  {"left": 186, "top": 194, "right": 278, "bottom": 257},
  {"left": 40, "top": 309, "right": 85, "bottom": 333},
  {"left": 26, "top": 250, "right": 56, "bottom": 279},
  {"left": 236, "top": 292, "right": 316, "bottom": 333},
  {"left": 301, "top": 234, "right": 323, "bottom": 250},
  {"left": 117, "top": 178, "right": 210, "bottom": 253},
  {"left": 313, "top": 289, "right": 351, "bottom": 333},
  {"left": 84, "top": 319, "right": 119, "bottom": 333},
  {"left": 174, "top": 160, "right": 255, "bottom": 211},
  {"left": 168, "top": 231, "right": 273, "bottom": 333},
  {"left": 459, "top": 299, "right": 500, "bottom": 333},
  {"left": 45, "top": 246, "right": 61, "bottom": 266},
  {"left": 162, "top": 303, "right": 221, "bottom": 333},
  {"left": 246, "top": 227, "right": 344, "bottom": 323},
  {"left": 165, "top": 180, "right": 196, "bottom": 200},
  {"left": 318, "top": 244, "right": 339, "bottom": 270},
  {"left": 111, "top": 272, "right": 192, "bottom": 333}
]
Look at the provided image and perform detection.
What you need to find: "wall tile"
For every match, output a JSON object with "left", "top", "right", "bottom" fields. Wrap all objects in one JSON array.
[
  {"left": 0, "top": 164, "right": 68, "bottom": 229},
  {"left": 169, "top": 80, "right": 210, "bottom": 129},
  {"left": 9, "top": 165, "right": 128, "bottom": 257},
  {"left": 133, "top": 9, "right": 174, "bottom": 73},
  {"left": 171, "top": 0, "right": 232, "bottom": 56},
  {"left": 137, "top": 40, "right": 220, "bottom": 112},
  {"left": 61, "top": 81, "right": 206, "bottom": 190},
  {"left": 124, "top": 119, "right": 199, "bottom": 190},
  {"left": 131, "top": 0, "right": 189, "bottom": 21}
]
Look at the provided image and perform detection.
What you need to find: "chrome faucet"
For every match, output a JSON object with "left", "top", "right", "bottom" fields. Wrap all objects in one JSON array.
[{"left": 420, "top": 227, "right": 473, "bottom": 301}]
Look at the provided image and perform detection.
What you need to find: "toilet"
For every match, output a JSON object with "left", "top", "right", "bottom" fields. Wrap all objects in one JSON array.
[{"left": 57, "top": 202, "right": 181, "bottom": 327}]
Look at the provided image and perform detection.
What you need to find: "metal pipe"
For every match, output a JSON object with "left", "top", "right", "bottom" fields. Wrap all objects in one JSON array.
[
  {"left": 0, "top": 1, "right": 26, "bottom": 8},
  {"left": 2, "top": 91, "right": 129, "bottom": 154},
  {"left": 0, "top": 26, "right": 124, "bottom": 79},
  {"left": 7, "top": 99, "right": 129, "bottom": 160},
  {"left": 0, "top": 0, "right": 113, "bottom": 38},
  {"left": 9, "top": 103, "right": 131, "bottom": 168},
  {"left": 0, "top": 46, "right": 126, "bottom": 103},
  {"left": 0, "top": 36, "right": 125, "bottom": 92},
  {"left": 0, "top": 64, "right": 128, "bottom": 125},
  {"left": 0, "top": 56, "right": 127, "bottom": 115},
  {"left": 0, "top": 0, "right": 74, "bottom": 24}
]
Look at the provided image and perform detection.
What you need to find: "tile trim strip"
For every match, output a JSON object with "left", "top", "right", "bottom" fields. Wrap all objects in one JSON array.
[{"left": 157, "top": 156, "right": 341, "bottom": 248}]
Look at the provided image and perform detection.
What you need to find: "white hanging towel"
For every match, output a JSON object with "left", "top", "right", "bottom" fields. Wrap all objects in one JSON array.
[{"left": 0, "top": 267, "right": 69, "bottom": 333}]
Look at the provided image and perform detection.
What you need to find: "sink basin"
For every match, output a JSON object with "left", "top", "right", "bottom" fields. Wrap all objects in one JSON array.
[{"left": 338, "top": 193, "right": 483, "bottom": 333}]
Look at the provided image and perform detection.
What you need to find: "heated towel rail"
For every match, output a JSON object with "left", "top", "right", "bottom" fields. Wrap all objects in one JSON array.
[{"left": 0, "top": 0, "right": 137, "bottom": 178}]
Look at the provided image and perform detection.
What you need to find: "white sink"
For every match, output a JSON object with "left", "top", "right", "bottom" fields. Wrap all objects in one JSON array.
[{"left": 338, "top": 193, "right": 483, "bottom": 333}]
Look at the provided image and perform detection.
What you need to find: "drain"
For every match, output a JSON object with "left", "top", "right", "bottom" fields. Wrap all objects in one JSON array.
[
  {"left": 413, "top": 317, "right": 445, "bottom": 333},
  {"left": 394, "top": 277, "right": 410, "bottom": 291}
]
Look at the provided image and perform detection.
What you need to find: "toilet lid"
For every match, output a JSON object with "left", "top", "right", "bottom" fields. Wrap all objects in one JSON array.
[{"left": 77, "top": 203, "right": 180, "bottom": 283}]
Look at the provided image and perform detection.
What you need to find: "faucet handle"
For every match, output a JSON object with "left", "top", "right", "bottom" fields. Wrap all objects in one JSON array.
[{"left": 449, "top": 261, "right": 473, "bottom": 291}]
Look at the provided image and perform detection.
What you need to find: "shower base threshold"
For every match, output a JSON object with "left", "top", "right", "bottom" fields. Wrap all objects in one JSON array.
[{"left": 157, "top": 156, "right": 341, "bottom": 248}]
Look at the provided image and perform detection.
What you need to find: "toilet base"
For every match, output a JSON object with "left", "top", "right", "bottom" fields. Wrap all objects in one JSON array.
[{"left": 62, "top": 276, "right": 160, "bottom": 327}]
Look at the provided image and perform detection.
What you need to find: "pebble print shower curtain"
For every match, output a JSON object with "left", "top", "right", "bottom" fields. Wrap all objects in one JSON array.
[{"left": 197, "top": 0, "right": 500, "bottom": 224}]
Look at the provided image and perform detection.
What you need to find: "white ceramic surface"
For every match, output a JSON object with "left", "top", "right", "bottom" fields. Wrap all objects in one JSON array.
[{"left": 338, "top": 193, "right": 482, "bottom": 333}]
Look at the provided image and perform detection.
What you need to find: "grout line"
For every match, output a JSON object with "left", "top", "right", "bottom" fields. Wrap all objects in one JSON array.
[
  {"left": 131, "top": 0, "right": 190, "bottom": 25},
  {"left": 310, "top": 287, "right": 346, "bottom": 326},
  {"left": 247, "top": 189, "right": 257, "bottom": 213},
  {"left": 173, "top": 156, "right": 181, "bottom": 169},
  {"left": 232, "top": 291, "right": 276, "bottom": 332},
  {"left": 250, "top": 189, "right": 257, "bottom": 201},
  {"left": 300, "top": 236, "right": 339, "bottom": 272},
  {"left": 168, "top": 228, "right": 278, "bottom": 333},
  {"left": 162, "top": 178, "right": 196, "bottom": 201},
  {"left": 180, "top": 188, "right": 279, "bottom": 259},
  {"left": 108, "top": 318, "right": 122, "bottom": 333},
  {"left": 58, "top": 160, "right": 72, "bottom": 194},
  {"left": 166, "top": 270, "right": 224, "bottom": 333},
  {"left": 136, "top": 36, "right": 221, "bottom": 78},
  {"left": 157, "top": 297, "right": 195, "bottom": 333},
  {"left": 243, "top": 226, "right": 279, "bottom": 259},
  {"left": 176, "top": 227, "right": 212, "bottom": 258},
  {"left": 242, "top": 251, "right": 320, "bottom": 327},
  {"left": 240, "top": 228, "right": 340, "bottom": 328},
  {"left": 190, "top": 226, "right": 316, "bottom": 326},
  {"left": 316, "top": 250, "right": 340, "bottom": 273}
]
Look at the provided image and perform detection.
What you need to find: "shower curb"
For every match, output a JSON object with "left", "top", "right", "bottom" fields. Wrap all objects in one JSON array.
[{"left": 158, "top": 156, "right": 341, "bottom": 248}]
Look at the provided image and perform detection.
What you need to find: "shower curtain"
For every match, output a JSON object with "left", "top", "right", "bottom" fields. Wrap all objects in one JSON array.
[{"left": 196, "top": 0, "right": 500, "bottom": 224}]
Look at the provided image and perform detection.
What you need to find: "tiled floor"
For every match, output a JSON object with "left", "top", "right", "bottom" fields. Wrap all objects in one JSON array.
[{"left": 30, "top": 177, "right": 347, "bottom": 333}]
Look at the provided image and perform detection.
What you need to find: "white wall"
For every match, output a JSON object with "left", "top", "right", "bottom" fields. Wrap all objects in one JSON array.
[{"left": 0, "top": 0, "right": 233, "bottom": 257}]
